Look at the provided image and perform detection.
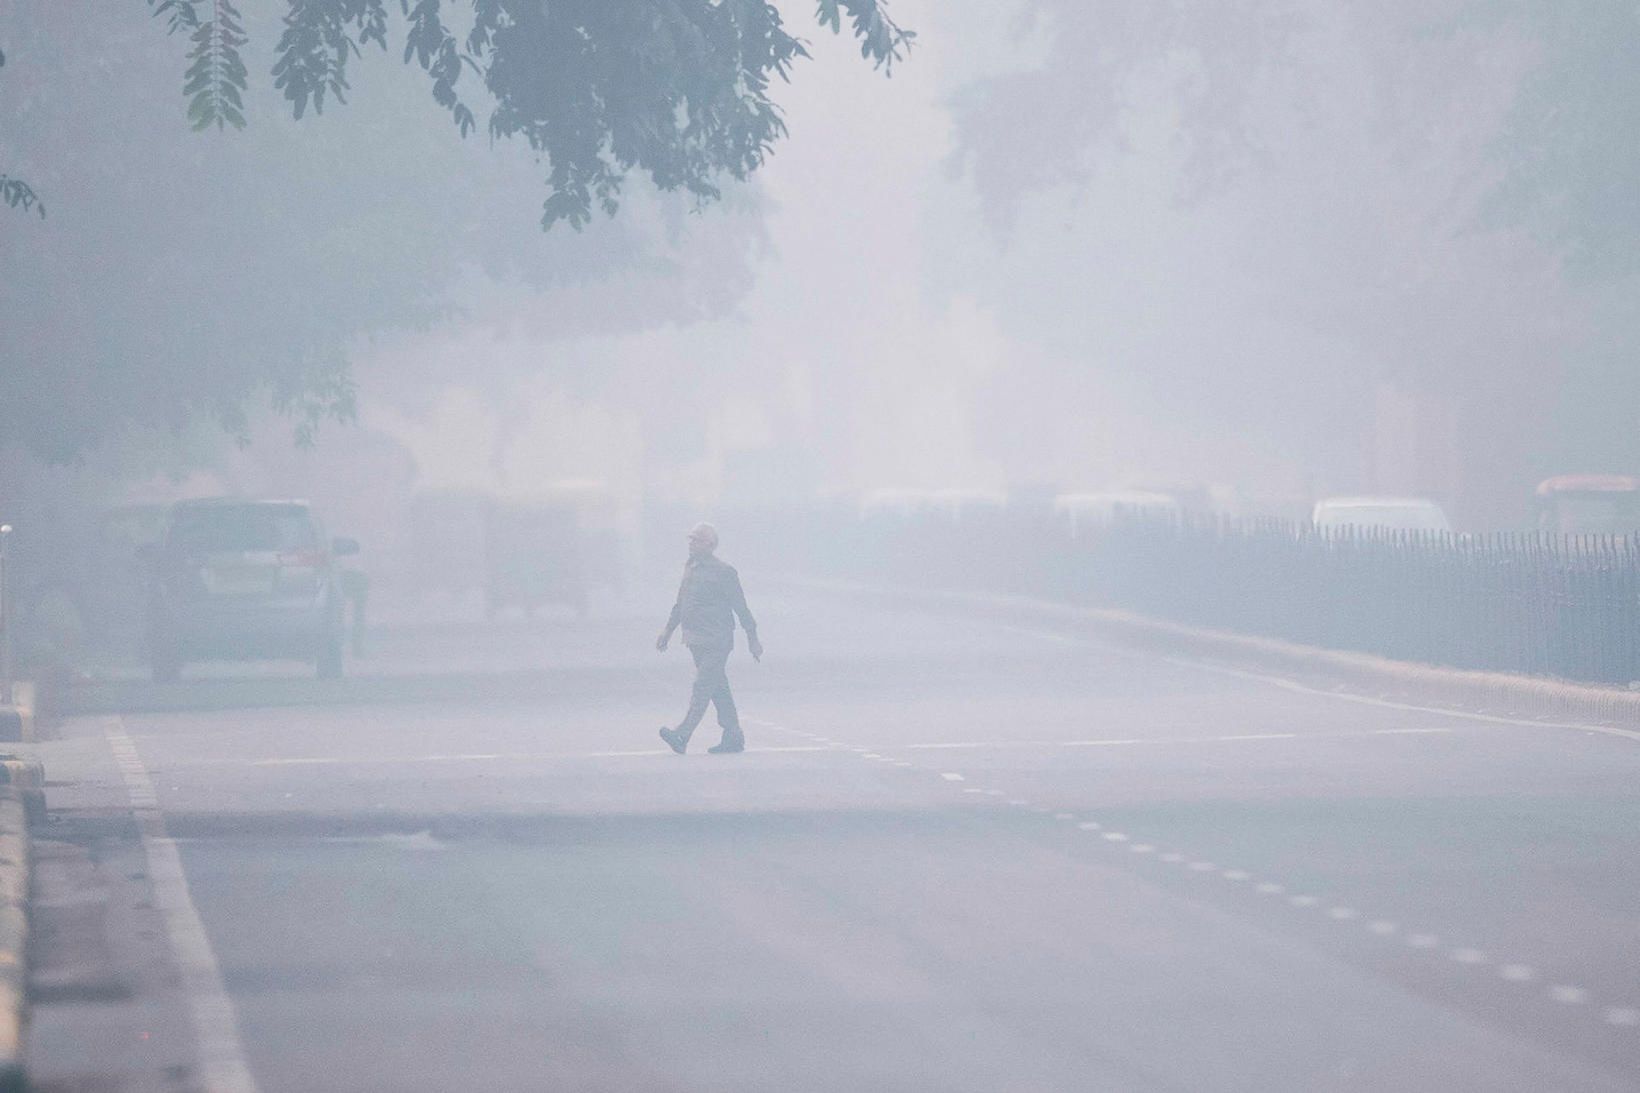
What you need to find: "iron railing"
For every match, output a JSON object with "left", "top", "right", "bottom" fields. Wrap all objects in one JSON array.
[{"left": 820, "top": 508, "right": 1640, "bottom": 686}]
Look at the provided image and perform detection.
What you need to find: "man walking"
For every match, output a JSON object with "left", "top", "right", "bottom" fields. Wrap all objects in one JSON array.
[{"left": 657, "top": 523, "right": 762, "bottom": 755}]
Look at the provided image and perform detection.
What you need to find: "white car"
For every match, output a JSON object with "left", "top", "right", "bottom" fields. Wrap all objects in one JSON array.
[{"left": 1310, "top": 496, "right": 1451, "bottom": 534}]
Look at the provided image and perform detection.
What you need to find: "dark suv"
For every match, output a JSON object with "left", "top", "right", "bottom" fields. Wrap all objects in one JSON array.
[{"left": 147, "top": 499, "right": 358, "bottom": 681}]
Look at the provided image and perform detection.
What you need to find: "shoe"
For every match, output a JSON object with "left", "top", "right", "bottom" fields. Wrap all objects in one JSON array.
[
  {"left": 707, "top": 738, "right": 745, "bottom": 754},
  {"left": 659, "top": 726, "right": 687, "bottom": 755}
]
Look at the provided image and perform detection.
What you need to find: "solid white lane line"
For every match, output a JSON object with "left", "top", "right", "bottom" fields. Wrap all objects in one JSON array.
[
  {"left": 892, "top": 731, "right": 1455, "bottom": 751},
  {"left": 104, "top": 717, "right": 259, "bottom": 1093},
  {"left": 1156, "top": 654, "right": 1640, "bottom": 745},
  {"left": 248, "top": 745, "right": 843, "bottom": 766}
]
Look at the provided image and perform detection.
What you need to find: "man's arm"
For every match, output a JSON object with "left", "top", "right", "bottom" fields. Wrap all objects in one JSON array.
[
  {"left": 656, "top": 581, "right": 684, "bottom": 651},
  {"left": 731, "top": 570, "right": 762, "bottom": 660}
]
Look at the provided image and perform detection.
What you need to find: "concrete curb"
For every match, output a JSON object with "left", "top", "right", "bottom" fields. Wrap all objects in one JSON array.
[
  {"left": 0, "top": 789, "right": 32, "bottom": 1093},
  {"left": 802, "top": 578, "right": 1640, "bottom": 730},
  {"left": 0, "top": 684, "right": 35, "bottom": 746}
]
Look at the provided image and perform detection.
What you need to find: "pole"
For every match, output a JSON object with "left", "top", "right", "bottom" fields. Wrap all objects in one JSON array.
[{"left": 0, "top": 524, "right": 12, "bottom": 706}]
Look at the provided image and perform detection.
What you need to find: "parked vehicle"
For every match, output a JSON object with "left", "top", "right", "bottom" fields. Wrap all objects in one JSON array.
[
  {"left": 1310, "top": 495, "right": 1451, "bottom": 534},
  {"left": 1052, "top": 491, "right": 1182, "bottom": 538},
  {"left": 146, "top": 499, "right": 358, "bottom": 681},
  {"left": 483, "top": 499, "right": 587, "bottom": 618},
  {"left": 1533, "top": 475, "right": 1640, "bottom": 535},
  {"left": 408, "top": 489, "right": 489, "bottom": 598},
  {"left": 859, "top": 488, "right": 1008, "bottom": 522}
]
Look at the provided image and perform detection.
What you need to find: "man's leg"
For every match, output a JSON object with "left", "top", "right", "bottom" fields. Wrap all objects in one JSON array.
[
  {"left": 710, "top": 658, "right": 743, "bottom": 749},
  {"left": 674, "top": 644, "right": 727, "bottom": 746}
]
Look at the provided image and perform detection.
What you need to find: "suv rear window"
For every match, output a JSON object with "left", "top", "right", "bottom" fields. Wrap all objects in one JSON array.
[{"left": 169, "top": 505, "right": 318, "bottom": 553}]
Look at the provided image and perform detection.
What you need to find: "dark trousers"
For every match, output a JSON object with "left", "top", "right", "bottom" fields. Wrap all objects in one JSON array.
[{"left": 676, "top": 643, "right": 741, "bottom": 745}]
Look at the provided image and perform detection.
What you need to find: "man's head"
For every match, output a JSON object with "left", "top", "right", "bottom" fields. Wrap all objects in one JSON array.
[{"left": 687, "top": 522, "right": 719, "bottom": 559}]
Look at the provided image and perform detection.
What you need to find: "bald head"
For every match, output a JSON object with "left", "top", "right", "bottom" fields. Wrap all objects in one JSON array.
[{"left": 688, "top": 522, "right": 719, "bottom": 557}]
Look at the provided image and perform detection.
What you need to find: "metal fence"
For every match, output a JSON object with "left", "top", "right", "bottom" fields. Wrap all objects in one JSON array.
[{"left": 818, "top": 507, "right": 1640, "bottom": 687}]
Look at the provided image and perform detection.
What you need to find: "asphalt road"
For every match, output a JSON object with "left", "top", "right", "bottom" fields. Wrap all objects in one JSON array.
[{"left": 23, "top": 586, "right": 1640, "bottom": 1091}]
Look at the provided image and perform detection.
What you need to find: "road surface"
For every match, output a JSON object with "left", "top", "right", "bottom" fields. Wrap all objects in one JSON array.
[{"left": 24, "top": 585, "right": 1640, "bottom": 1091}]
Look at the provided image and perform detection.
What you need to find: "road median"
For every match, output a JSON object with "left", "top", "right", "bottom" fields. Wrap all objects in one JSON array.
[
  {"left": 0, "top": 772, "right": 38, "bottom": 1093},
  {"left": 802, "top": 578, "right": 1640, "bottom": 731}
]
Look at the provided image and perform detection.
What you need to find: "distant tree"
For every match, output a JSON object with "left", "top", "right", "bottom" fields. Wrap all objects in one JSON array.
[
  {"left": 147, "top": 0, "right": 913, "bottom": 228},
  {"left": 949, "top": 0, "right": 1640, "bottom": 274}
]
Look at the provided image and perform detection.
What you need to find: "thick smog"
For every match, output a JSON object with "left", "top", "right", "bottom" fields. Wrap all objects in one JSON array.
[{"left": 3, "top": 3, "right": 1640, "bottom": 1091}]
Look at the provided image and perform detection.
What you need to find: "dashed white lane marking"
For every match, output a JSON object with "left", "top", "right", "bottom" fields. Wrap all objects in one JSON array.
[
  {"left": 755, "top": 716, "right": 1628, "bottom": 1038},
  {"left": 103, "top": 717, "right": 259, "bottom": 1093}
]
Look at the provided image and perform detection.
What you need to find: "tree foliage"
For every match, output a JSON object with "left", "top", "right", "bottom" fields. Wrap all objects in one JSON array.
[
  {"left": 0, "top": 48, "right": 44, "bottom": 217},
  {"left": 149, "top": 0, "right": 914, "bottom": 228},
  {"left": 0, "top": 3, "right": 787, "bottom": 464}
]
